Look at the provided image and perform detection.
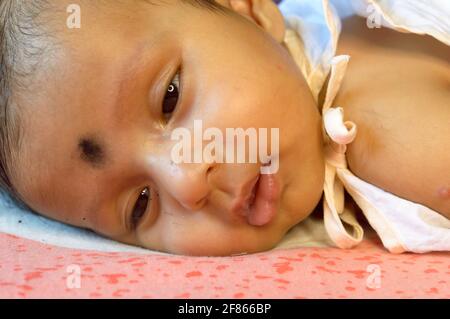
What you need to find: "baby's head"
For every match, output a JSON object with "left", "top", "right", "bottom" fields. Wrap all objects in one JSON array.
[{"left": 0, "top": 0, "right": 325, "bottom": 256}]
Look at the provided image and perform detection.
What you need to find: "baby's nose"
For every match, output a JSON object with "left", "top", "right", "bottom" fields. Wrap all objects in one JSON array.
[{"left": 156, "top": 161, "right": 213, "bottom": 211}]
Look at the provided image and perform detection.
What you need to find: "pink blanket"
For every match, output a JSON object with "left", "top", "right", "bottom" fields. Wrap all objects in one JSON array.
[{"left": 0, "top": 232, "right": 448, "bottom": 298}]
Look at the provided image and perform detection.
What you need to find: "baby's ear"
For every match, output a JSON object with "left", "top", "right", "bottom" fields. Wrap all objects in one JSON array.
[{"left": 217, "top": 0, "right": 285, "bottom": 43}]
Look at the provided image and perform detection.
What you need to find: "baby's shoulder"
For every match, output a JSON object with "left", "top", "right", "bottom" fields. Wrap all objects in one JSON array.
[{"left": 332, "top": 18, "right": 450, "bottom": 217}]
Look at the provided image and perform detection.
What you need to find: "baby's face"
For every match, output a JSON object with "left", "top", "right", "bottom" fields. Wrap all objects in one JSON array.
[{"left": 13, "top": 0, "right": 325, "bottom": 256}]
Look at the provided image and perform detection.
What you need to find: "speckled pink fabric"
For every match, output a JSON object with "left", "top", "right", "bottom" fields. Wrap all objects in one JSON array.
[{"left": 0, "top": 232, "right": 448, "bottom": 298}]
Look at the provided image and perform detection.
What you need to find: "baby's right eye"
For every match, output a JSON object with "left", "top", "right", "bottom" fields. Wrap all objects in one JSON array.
[{"left": 162, "top": 69, "right": 180, "bottom": 122}]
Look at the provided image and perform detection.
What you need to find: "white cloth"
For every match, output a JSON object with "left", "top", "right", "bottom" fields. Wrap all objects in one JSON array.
[
  {"left": 0, "top": 192, "right": 161, "bottom": 254},
  {"left": 279, "top": 0, "right": 450, "bottom": 98},
  {"left": 280, "top": 0, "right": 450, "bottom": 253}
]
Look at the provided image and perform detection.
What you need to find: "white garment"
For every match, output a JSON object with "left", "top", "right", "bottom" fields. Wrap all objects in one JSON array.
[{"left": 279, "top": 0, "right": 450, "bottom": 253}]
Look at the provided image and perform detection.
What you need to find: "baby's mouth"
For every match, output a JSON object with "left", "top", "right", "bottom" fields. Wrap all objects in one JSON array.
[
  {"left": 243, "top": 176, "right": 259, "bottom": 211},
  {"left": 236, "top": 170, "right": 281, "bottom": 226}
]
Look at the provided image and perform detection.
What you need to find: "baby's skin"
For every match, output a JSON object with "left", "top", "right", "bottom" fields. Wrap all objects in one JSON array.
[
  {"left": 10, "top": 0, "right": 449, "bottom": 256},
  {"left": 335, "top": 17, "right": 450, "bottom": 218}
]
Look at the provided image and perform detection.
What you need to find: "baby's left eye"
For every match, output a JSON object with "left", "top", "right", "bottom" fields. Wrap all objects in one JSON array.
[
  {"left": 162, "top": 70, "right": 180, "bottom": 121},
  {"left": 131, "top": 187, "right": 151, "bottom": 229}
]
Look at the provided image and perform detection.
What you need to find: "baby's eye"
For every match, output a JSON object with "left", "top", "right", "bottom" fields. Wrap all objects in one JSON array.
[
  {"left": 131, "top": 187, "right": 151, "bottom": 229},
  {"left": 162, "top": 70, "right": 180, "bottom": 121}
]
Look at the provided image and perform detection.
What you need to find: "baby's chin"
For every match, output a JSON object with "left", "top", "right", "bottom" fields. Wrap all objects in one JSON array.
[
  {"left": 164, "top": 241, "right": 279, "bottom": 257},
  {"left": 135, "top": 227, "right": 288, "bottom": 257}
]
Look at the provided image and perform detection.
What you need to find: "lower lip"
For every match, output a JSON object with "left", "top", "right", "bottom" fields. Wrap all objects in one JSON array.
[{"left": 246, "top": 173, "right": 280, "bottom": 226}]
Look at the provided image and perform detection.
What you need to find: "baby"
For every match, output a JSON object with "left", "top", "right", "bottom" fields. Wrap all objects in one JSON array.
[{"left": 0, "top": 0, "right": 448, "bottom": 256}]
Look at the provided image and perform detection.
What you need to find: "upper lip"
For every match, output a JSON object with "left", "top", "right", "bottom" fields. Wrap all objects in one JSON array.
[{"left": 230, "top": 174, "right": 260, "bottom": 217}]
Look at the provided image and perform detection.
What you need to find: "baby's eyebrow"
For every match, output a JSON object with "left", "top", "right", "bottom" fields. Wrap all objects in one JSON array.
[{"left": 78, "top": 135, "right": 109, "bottom": 169}]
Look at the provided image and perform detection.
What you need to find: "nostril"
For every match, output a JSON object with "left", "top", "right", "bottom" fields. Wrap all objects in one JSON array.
[{"left": 195, "top": 197, "right": 207, "bottom": 209}]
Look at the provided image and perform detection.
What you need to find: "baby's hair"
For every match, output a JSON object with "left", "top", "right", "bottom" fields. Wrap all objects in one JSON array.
[
  {"left": 0, "top": 0, "right": 51, "bottom": 210},
  {"left": 0, "top": 0, "right": 226, "bottom": 209}
]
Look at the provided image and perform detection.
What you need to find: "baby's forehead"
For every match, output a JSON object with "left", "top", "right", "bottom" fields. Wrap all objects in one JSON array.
[{"left": 14, "top": 125, "right": 108, "bottom": 218}]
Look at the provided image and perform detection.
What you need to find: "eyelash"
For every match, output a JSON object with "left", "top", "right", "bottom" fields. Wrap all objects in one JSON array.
[{"left": 130, "top": 71, "right": 181, "bottom": 229}]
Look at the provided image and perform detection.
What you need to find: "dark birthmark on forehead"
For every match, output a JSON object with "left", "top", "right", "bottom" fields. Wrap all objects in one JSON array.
[{"left": 78, "top": 136, "right": 107, "bottom": 169}]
